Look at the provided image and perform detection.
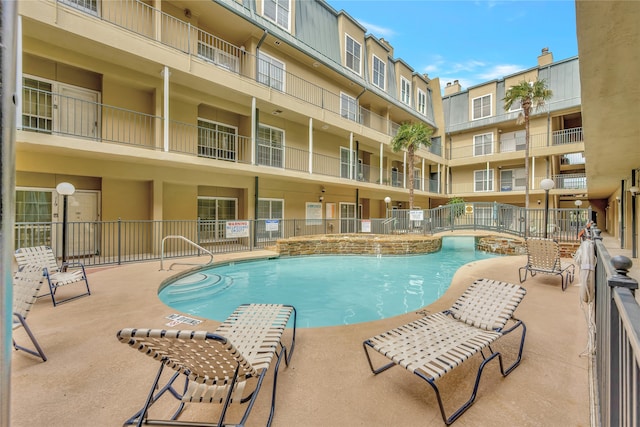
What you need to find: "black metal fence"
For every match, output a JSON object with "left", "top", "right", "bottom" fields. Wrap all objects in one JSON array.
[
  {"left": 593, "top": 231, "right": 639, "bottom": 427},
  {"left": 13, "top": 203, "right": 591, "bottom": 267}
]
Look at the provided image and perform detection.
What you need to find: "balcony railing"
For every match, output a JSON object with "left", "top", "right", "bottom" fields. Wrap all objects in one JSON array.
[
  {"left": 55, "top": 0, "right": 435, "bottom": 141},
  {"left": 449, "top": 127, "right": 584, "bottom": 161}
]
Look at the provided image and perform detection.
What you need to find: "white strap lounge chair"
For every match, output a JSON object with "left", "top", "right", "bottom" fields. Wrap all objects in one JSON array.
[
  {"left": 363, "top": 278, "right": 527, "bottom": 425},
  {"left": 13, "top": 264, "right": 48, "bottom": 361},
  {"left": 15, "top": 245, "right": 91, "bottom": 306},
  {"left": 118, "top": 303, "right": 296, "bottom": 427},
  {"left": 519, "top": 237, "right": 575, "bottom": 290}
]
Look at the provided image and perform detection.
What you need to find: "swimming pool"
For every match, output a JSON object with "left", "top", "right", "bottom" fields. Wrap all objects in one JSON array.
[{"left": 159, "top": 236, "right": 501, "bottom": 328}]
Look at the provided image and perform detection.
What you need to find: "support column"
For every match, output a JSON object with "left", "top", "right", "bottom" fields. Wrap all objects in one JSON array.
[
  {"left": 308, "top": 117, "right": 313, "bottom": 174},
  {"left": 162, "top": 66, "right": 169, "bottom": 152}
]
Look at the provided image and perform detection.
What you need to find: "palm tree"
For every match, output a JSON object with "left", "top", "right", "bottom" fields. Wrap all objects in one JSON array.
[
  {"left": 390, "top": 122, "right": 433, "bottom": 209},
  {"left": 503, "top": 79, "right": 552, "bottom": 211}
]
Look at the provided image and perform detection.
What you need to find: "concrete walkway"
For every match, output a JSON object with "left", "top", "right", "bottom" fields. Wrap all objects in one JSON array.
[{"left": 10, "top": 242, "right": 596, "bottom": 426}]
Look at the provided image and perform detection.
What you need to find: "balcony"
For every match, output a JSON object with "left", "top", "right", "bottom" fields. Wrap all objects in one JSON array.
[
  {"left": 20, "top": 86, "right": 445, "bottom": 193},
  {"left": 449, "top": 127, "right": 584, "bottom": 161},
  {"left": 51, "top": 0, "right": 436, "bottom": 141}
]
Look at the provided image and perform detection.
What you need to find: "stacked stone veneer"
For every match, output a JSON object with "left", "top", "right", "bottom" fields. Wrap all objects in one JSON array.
[
  {"left": 274, "top": 234, "right": 580, "bottom": 259},
  {"left": 275, "top": 234, "right": 442, "bottom": 256},
  {"left": 476, "top": 236, "right": 580, "bottom": 258}
]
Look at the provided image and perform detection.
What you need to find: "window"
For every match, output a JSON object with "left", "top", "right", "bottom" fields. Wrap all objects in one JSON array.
[
  {"left": 413, "top": 168, "right": 422, "bottom": 190},
  {"left": 198, "top": 197, "right": 237, "bottom": 241},
  {"left": 499, "top": 130, "right": 526, "bottom": 153},
  {"left": 22, "top": 78, "right": 53, "bottom": 133},
  {"left": 372, "top": 55, "right": 385, "bottom": 89},
  {"left": 474, "top": 169, "right": 494, "bottom": 192},
  {"left": 197, "top": 119, "right": 237, "bottom": 161},
  {"left": 345, "top": 35, "right": 361, "bottom": 74},
  {"left": 500, "top": 168, "right": 526, "bottom": 192},
  {"left": 472, "top": 94, "right": 492, "bottom": 120},
  {"left": 400, "top": 77, "right": 411, "bottom": 105},
  {"left": 340, "top": 93, "right": 358, "bottom": 122},
  {"left": 429, "top": 136, "right": 442, "bottom": 156},
  {"left": 22, "top": 76, "right": 100, "bottom": 139},
  {"left": 263, "top": 0, "right": 290, "bottom": 31},
  {"left": 417, "top": 89, "right": 427, "bottom": 115},
  {"left": 473, "top": 133, "right": 493, "bottom": 156},
  {"left": 339, "top": 202, "right": 358, "bottom": 233},
  {"left": 15, "top": 189, "right": 53, "bottom": 248},
  {"left": 257, "top": 124, "right": 284, "bottom": 168},
  {"left": 60, "top": 0, "right": 98, "bottom": 15},
  {"left": 256, "top": 198, "right": 284, "bottom": 241},
  {"left": 340, "top": 147, "right": 357, "bottom": 179},
  {"left": 197, "top": 38, "right": 239, "bottom": 72},
  {"left": 258, "top": 52, "right": 285, "bottom": 91}
]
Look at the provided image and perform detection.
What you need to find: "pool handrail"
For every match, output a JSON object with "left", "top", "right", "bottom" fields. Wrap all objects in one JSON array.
[{"left": 160, "top": 235, "right": 214, "bottom": 271}]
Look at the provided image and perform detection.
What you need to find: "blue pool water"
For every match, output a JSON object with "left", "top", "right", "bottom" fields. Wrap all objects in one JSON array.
[{"left": 158, "top": 236, "right": 500, "bottom": 328}]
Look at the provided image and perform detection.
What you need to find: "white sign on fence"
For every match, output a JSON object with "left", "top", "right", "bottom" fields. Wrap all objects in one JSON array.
[
  {"left": 410, "top": 210, "right": 424, "bottom": 221},
  {"left": 265, "top": 219, "right": 279, "bottom": 231},
  {"left": 226, "top": 220, "right": 250, "bottom": 238}
]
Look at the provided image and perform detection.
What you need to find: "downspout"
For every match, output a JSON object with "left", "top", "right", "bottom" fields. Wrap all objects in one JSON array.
[
  {"left": 255, "top": 29, "right": 268, "bottom": 78},
  {"left": 254, "top": 176, "right": 259, "bottom": 248}
]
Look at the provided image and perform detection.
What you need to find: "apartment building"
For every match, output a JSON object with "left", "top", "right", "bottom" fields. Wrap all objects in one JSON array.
[
  {"left": 16, "top": 0, "right": 447, "bottom": 239},
  {"left": 15, "top": 0, "right": 588, "bottom": 243},
  {"left": 442, "top": 51, "right": 585, "bottom": 207}
]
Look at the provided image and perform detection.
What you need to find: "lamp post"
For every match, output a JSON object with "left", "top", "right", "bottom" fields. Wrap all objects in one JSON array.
[
  {"left": 384, "top": 196, "right": 391, "bottom": 218},
  {"left": 630, "top": 186, "right": 639, "bottom": 258},
  {"left": 540, "top": 178, "right": 555, "bottom": 238},
  {"left": 574, "top": 199, "right": 583, "bottom": 239},
  {"left": 56, "top": 182, "right": 75, "bottom": 263}
]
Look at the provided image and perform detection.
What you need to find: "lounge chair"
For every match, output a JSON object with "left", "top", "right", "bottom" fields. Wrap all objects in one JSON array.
[
  {"left": 13, "top": 264, "right": 48, "bottom": 361},
  {"left": 363, "top": 278, "right": 527, "bottom": 425},
  {"left": 117, "top": 303, "right": 296, "bottom": 427},
  {"left": 14, "top": 245, "right": 91, "bottom": 306},
  {"left": 519, "top": 237, "right": 575, "bottom": 290}
]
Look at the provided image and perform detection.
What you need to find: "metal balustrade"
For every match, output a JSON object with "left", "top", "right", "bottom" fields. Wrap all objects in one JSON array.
[
  {"left": 55, "top": 0, "right": 421, "bottom": 140},
  {"left": 593, "top": 233, "right": 639, "bottom": 427}
]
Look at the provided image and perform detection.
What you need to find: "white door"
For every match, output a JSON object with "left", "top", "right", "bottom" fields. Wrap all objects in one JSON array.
[
  {"left": 56, "top": 190, "right": 101, "bottom": 257},
  {"left": 55, "top": 84, "right": 100, "bottom": 140}
]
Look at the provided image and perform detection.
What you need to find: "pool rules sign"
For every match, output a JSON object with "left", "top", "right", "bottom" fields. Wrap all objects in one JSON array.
[{"left": 225, "top": 221, "right": 250, "bottom": 238}]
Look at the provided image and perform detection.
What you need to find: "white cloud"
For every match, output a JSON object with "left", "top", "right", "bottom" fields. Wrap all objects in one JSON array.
[
  {"left": 478, "top": 64, "right": 524, "bottom": 80},
  {"left": 358, "top": 20, "right": 395, "bottom": 39}
]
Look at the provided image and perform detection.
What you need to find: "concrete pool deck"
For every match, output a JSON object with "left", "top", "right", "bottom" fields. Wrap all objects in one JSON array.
[{"left": 11, "top": 233, "right": 621, "bottom": 426}]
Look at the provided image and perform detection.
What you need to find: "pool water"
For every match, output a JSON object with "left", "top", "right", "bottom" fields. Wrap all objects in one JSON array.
[{"left": 159, "top": 236, "right": 501, "bottom": 328}]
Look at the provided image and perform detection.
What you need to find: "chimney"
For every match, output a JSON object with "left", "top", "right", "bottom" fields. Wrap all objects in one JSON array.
[
  {"left": 379, "top": 38, "right": 394, "bottom": 56},
  {"left": 538, "top": 47, "right": 553, "bottom": 67},
  {"left": 444, "top": 79, "right": 461, "bottom": 96}
]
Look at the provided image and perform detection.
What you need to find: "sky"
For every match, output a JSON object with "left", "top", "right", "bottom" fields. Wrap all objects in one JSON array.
[{"left": 326, "top": 0, "right": 578, "bottom": 90}]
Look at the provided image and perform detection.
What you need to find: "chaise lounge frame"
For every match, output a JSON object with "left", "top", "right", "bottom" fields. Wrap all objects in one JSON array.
[
  {"left": 519, "top": 237, "right": 575, "bottom": 291},
  {"left": 13, "top": 264, "right": 48, "bottom": 361},
  {"left": 118, "top": 303, "right": 296, "bottom": 427},
  {"left": 363, "top": 278, "right": 527, "bottom": 425},
  {"left": 15, "top": 245, "right": 91, "bottom": 306}
]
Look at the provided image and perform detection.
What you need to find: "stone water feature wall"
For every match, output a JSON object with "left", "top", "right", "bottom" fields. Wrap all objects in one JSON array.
[
  {"left": 275, "top": 234, "right": 442, "bottom": 256},
  {"left": 274, "top": 234, "right": 579, "bottom": 259}
]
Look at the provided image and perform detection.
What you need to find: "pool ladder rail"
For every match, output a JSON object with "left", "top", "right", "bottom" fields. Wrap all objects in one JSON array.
[{"left": 159, "top": 235, "right": 214, "bottom": 271}]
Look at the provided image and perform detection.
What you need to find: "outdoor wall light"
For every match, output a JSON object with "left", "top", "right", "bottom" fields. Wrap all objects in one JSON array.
[
  {"left": 319, "top": 196, "right": 324, "bottom": 202},
  {"left": 629, "top": 186, "right": 639, "bottom": 196}
]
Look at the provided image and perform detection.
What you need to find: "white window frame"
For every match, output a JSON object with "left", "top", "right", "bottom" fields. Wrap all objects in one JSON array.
[
  {"left": 262, "top": 0, "right": 291, "bottom": 31},
  {"left": 473, "top": 133, "right": 493, "bottom": 156},
  {"left": 257, "top": 124, "right": 285, "bottom": 168},
  {"left": 197, "top": 118, "right": 238, "bottom": 161},
  {"left": 474, "top": 169, "right": 494, "bottom": 192},
  {"left": 345, "top": 34, "right": 362, "bottom": 75},
  {"left": 417, "top": 89, "right": 427, "bottom": 115},
  {"left": 197, "top": 197, "right": 239, "bottom": 242},
  {"left": 500, "top": 168, "right": 526, "bottom": 192},
  {"left": 472, "top": 94, "right": 492, "bottom": 120},
  {"left": 257, "top": 51, "right": 286, "bottom": 91},
  {"left": 340, "top": 92, "right": 358, "bottom": 122},
  {"left": 400, "top": 77, "right": 411, "bottom": 105},
  {"left": 372, "top": 55, "right": 385, "bottom": 90}
]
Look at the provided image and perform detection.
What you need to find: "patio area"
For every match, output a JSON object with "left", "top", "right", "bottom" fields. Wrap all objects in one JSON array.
[{"left": 10, "top": 237, "right": 594, "bottom": 426}]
